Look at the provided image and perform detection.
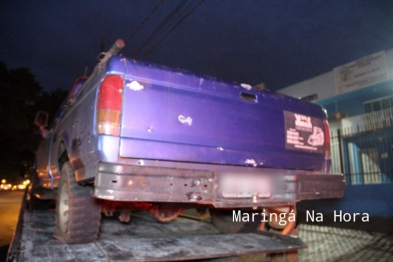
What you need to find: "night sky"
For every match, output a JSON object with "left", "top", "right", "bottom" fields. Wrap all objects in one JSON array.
[{"left": 1, "top": 0, "right": 393, "bottom": 92}]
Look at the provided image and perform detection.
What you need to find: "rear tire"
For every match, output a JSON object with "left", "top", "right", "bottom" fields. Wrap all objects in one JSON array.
[
  {"left": 210, "top": 209, "right": 261, "bottom": 233},
  {"left": 54, "top": 162, "right": 101, "bottom": 244}
]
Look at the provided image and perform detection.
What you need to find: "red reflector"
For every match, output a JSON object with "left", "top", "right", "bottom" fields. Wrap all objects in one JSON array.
[{"left": 97, "top": 75, "right": 123, "bottom": 136}]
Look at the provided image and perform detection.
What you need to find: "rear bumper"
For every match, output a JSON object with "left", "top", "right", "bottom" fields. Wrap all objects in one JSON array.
[{"left": 92, "top": 162, "right": 345, "bottom": 208}]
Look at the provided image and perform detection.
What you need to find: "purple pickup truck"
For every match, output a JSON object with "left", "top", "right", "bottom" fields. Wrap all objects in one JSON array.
[{"left": 33, "top": 40, "right": 345, "bottom": 244}]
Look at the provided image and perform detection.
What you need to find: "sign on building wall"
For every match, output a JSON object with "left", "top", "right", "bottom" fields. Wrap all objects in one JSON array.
[{"left": 334, "top": 51, "right": 389, "bottom": 95}]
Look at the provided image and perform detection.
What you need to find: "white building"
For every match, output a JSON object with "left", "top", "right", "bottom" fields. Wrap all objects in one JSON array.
[{"left": 278, "top": 50, "right": 393, "bottom": 217}]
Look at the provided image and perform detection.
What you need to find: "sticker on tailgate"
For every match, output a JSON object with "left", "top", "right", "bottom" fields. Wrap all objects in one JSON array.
[{"left": 283, "top": 111, "right": 325, "bottom": 153}]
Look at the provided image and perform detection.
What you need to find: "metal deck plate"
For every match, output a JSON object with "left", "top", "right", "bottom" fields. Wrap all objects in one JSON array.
[{"left": 15, "top": 210, "right": 306, "bottom": 261}]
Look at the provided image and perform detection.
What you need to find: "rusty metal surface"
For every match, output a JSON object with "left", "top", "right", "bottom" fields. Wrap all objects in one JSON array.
[
  {"left": 93, "top": 161, "right": 345, "bottom": 207},
  {"left": 14, "top": 210, "right": 306, "bottom": 261}
]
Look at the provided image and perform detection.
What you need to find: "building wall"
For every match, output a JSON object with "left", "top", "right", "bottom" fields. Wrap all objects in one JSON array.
[
  {"left": 278, "top": 49, "right": 393, "bottom": 108},
  {"left": 297, "top": 184, "right": 393, "bottom": 217},
  {"left": 278, "top": 71, "right": 335, "bottom": 101},
  {"left": 320, "top": 80, "right": 393, "bottom": 116},
  {"left": 278, "top": 49, "right": 393, "bottom": 218}
]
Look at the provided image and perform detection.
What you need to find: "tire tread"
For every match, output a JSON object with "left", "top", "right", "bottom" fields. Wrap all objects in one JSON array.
[{"left": 54, "top": 162, "right": 101, "bottom": 244}]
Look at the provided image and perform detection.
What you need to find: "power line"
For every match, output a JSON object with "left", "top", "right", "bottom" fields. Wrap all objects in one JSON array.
[
  {"left": 125, "top": 0, "right": 166, "bottom": 44},
  {"left": 131, "top": 0, "right": 188, "bottom": 58},
  {"left": 142, "top": 0, "right": 205, "bottom": 59},
  {"left": 165, "top": 0, "right": 224, "bottom": 43}
]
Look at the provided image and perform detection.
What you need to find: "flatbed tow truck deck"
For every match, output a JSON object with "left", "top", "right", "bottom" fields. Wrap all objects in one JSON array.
[
  {"left": 7, "top": 199, "right": 305, "bottom": 261},
  {"left": 7, "top": 195, "right": 393, "bottom": 261}
]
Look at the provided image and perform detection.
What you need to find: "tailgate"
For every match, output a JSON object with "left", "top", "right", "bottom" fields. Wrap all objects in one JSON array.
[{"left": 119, "top": 60, "right": 327, "bottom": 171}]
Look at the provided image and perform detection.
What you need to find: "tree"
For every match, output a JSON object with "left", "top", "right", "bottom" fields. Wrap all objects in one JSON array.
[{"left": 0, "top": 62, "right": 67, "bottom": 182}]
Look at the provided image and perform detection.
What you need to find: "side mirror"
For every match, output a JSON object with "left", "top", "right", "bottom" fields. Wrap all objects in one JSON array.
[
  {"left": 34, "top": 111, "right": 49, "bottom": 127},
  {"left": 34, "top": 111, "right": 50, "bottom": 139}
]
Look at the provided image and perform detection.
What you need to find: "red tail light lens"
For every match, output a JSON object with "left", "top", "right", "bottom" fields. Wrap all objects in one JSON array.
[
  {"left": 323, "top": 120, "right": 331, "bottom": 173},
  {"left": 97, "top": 75, "right": 123, "bottom": 136}
]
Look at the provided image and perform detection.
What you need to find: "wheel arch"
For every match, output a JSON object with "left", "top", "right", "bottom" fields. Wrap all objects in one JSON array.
[
  {"left": 52, "top": 131, "right": 72, "bottom": 188},
  {"left": 58, "top": 141, "right": 69, "bottom": 171}
]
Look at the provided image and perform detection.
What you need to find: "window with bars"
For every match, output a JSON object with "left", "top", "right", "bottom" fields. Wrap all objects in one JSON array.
[{"left": 364, "top": 96, "right": 393, "bottom": 113}]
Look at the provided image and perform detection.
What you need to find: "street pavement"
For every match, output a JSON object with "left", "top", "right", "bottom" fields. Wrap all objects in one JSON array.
[{"left": 0, "top": 191, "right": 24, "bottom": 262}]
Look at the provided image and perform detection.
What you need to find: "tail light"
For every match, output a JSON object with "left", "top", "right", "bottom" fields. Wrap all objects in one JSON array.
[
  {"left": 97, "top": 75, "right": 124, "bottom": 136},
  {"left": 323, "top": 120, "right": 331, "bottom": 173}
]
